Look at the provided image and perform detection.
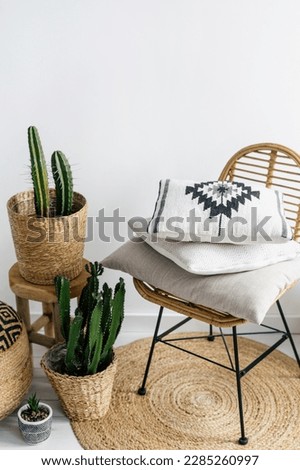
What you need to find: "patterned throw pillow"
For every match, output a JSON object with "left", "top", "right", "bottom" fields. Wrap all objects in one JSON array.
[
  {"left": 0, "top": 301, "right": 22, "bottom": 352},
  {"left": 147, "top": 180, "right": 293, "bottom": 244}
]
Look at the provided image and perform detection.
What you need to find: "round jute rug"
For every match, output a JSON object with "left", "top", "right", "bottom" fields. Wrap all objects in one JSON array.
[{"left": 71, "top": 333, "right": 300, "bottom": 450}]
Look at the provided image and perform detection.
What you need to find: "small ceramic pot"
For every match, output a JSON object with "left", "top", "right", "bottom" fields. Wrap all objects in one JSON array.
[{"left": 17, "top": 402, "right": 52, "bottom": 445}]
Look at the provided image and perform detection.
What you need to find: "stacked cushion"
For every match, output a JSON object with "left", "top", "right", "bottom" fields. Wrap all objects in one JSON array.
[
  {"left": 102, "top": 178, "right": 300, "bottom": 326},
  {"left": 143, "top": 236, "right": 300, "bottom": 275},
  {"left": 102, "top": 240, "right": 300, "bottom": 324}
]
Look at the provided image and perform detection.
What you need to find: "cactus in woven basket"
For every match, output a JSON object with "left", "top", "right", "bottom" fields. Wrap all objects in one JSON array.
[
  {"left": 28, "top": 126, "right": 50, "bottom": 217},
  {"left": 27, "top": 126, "right": 74, "bottom": 217},
  {"left": 55, "top": 262, "right": 125, "bottom": 376},
  {"left": 51, "top": 150, "right": 73, "bottom": 216}
]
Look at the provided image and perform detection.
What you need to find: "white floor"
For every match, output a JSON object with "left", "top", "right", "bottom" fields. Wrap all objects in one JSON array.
[{"left": 0, "top": 330, "right": 299, "bottom": 450}]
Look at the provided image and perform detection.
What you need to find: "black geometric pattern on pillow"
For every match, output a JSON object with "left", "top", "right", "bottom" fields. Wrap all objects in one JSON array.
[
  {"left": 0, "top": 301, "right": 22, "bottom": 352},
  {"left": 185, "top": 181, "right": 260, "bottom": 219}
]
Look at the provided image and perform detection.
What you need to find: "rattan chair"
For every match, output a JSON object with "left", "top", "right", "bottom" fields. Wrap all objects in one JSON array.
[{"left": 134, "top": 143, "right": 300, "bottom": 445}]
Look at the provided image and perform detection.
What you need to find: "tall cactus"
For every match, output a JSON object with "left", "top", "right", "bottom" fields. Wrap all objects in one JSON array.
[
  {"left": 28, "top": 126, "right": 50, "bottom": 217},
  {"left": 79, "top": 262, "right": 103, "bottom": 330},
  {"left": 87, "top": 299, "right": 103, "bottom": 375},
  {"left": 65, "top": 309, "right": 83, "bottom": 375},
  {"left": 55, "top": 276, "right": 71, "bottom": 342},
  {"left": 55, "top": 262, "right": 125, "bottom": 376},
  {"left": 51, "top": 150, "right": 73, "bottom": 216},
  {"left": 100, "top": 278, "right": 125, "bottom": 366},
  {"left": 28, "top": 126, "right": 74, "bottom": 217}
]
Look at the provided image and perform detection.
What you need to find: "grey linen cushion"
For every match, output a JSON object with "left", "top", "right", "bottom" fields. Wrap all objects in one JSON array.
[{"left": 101, "top": 239, "right": 300, "bottom": 325}]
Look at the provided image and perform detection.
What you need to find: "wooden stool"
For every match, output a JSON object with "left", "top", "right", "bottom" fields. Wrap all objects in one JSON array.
[{"left": 9, "top": 259, "right": 90, "bottom": 349}]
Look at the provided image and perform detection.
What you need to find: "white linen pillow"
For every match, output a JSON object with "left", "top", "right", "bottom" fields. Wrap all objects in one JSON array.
[
  {"left": 129, "top": 220, "right": 299, "bottom": 275},
  {"left": 145, "top": 237, "right": 300, "bottom": 275},
  {"left": 101, "top": 241, "right": 300, "bottom": 324},
  {"left": 147, "top": 179, "right": 293, "bottom": 244}
]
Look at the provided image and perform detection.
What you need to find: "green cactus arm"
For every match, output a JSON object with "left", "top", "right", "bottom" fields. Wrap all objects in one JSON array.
[
  {"left": 85, "top": 261, "right": 104, "bottom": 278},
  {"left": 51, "top": 150, "right": 73, "bottom": 216},
  {"left": 55, "top": 276, "right": 71, "bottom": 342},
  {"left": 28, "top": 126, "right": 50, "bottom": 217},
  {"left": 87, "top": 331, "right": 103, "bottom": 375},
  {"left": 65, "top": 313, "right": 83, "bottom": 375},
  {"left": 79, "top": 262, "right": 103, "bottom": 329},
  {"left": 112, "top": 278, "right": 125, "bottom": 338},
  {"left": 79, "top": 280, "right": 98, "bottom": 325},
  {"left": 100, "top": 278, "right": 125, "bottom": 364},
  {"left": 101, "top": 283, "right": 112, "bottom": 337},
  {"left": 85, "top": 298, "right": 103, "bottom": 373},
  {"left": 88, "top": 299, "right": 103, "bottom": 349}
]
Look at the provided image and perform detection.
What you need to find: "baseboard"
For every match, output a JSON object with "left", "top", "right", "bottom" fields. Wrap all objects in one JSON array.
[
  {"left": 121, "top": 311, "right": 300, "bottom": 335},
  {"left": 29, "top": 310, "right": 300, "bottom": 340}
]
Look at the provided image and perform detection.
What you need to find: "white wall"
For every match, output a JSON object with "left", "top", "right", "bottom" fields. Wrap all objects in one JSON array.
[{"left": 1, "top": 0, "right": 300, "bottom": 326}]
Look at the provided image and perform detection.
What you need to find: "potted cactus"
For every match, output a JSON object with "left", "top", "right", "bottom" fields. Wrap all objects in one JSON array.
[
  {"left": 7, "top": 126, "right": 87, "bottom": 285},
  {"left": 17, "top": 393, "right": 53, "bottom": 445},
  {"left": 40, "top": 262, "right": 125, "bottom": 420}
]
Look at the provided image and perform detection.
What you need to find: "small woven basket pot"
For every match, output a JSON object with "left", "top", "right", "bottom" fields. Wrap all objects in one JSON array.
[
  {"left": 7, "top": 190, "right": 87, "bottom": 285},
  {"left": 40, "top": 344, "right": 117, "bottom": 421},
  {"left": 0, "top": 326, "right": 32, "bottom": 421}
]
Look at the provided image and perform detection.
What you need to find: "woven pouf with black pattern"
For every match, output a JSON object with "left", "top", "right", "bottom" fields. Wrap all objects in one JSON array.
[{"left": 0, "top": 301, "right": 32, "bottom": 420}]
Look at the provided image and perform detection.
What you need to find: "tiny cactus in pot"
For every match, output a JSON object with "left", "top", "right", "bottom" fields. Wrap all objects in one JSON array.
[
  {"left": 26, "top": 393, "right": 41, "bottom": 416},
  {"left": 17, "top": 393, "right": 52, "bottom": 445},
  {"left": 55, "top": 261, "right": 125, "bottom": 376}
]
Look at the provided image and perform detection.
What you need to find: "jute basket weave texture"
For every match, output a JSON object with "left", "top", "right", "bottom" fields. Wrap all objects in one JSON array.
[
  {"left": 71, "top": 334, "right": 300, "bottom": 450},
  {"left": 7, "top": 190, "right": 87, "bottom": 285},
  {"left": 41, "top": 344, "right": 117, "bottom": 421},
  {"left": 0, "top": 327, "right": 32, "bottom": 420}
]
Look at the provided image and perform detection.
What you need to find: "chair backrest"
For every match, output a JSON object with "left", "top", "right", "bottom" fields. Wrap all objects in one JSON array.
[{"left": 219, "top": 143, "right": 300, "bottom": 241}]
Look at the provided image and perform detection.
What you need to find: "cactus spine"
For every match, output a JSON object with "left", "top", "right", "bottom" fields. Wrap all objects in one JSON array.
[
  {"left": 28, "top": 126, "right": 50, "bottom": 217},
  {"left": 55, "top": 262, "right": 125, "bottom": 376},
  {"left": 51, "top": 151, "right": 73, "bottom": 216}
]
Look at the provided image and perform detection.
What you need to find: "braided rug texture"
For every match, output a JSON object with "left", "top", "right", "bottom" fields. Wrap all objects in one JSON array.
[{"left": 71, "top": 333, "right": 300, "bottom": 450}]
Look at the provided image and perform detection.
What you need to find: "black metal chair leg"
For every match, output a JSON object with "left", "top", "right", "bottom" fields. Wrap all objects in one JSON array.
[
  {"left": 207, "top": 324, "right": 215, "bottom": 342},
  {"left": 276, "top": 300, "right": 300, "bottom": 367},
  {"left": 138, "top": 306, "right": 164, "bottom": 395},
  {"left": 232, "top": 326, "right": 248, "bottom": 445}
]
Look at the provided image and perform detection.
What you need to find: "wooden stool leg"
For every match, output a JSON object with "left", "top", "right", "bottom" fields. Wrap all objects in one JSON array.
[
  {"left": 43, "top": 302, "right": 54, "bottom": 338},
  {"left": 15, "top": 296, "right": 33, "bottom": 353},
  {"left": 52, "top": 303, "right": 64, "bottom": 343},
  {"left": 15, "top": 296, "right": 31, "bottom": 334}
]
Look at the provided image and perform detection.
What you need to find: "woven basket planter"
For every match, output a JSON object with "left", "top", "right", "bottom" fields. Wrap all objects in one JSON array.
[
  {"left": 7, "top": 190, "right": 87, "bottom": 285},
  {"left": 0, "top": 327, "right": 32, "bottom": 421},
  {"left": 41, "top": 344, "right": 117, "bottom": 421}
]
